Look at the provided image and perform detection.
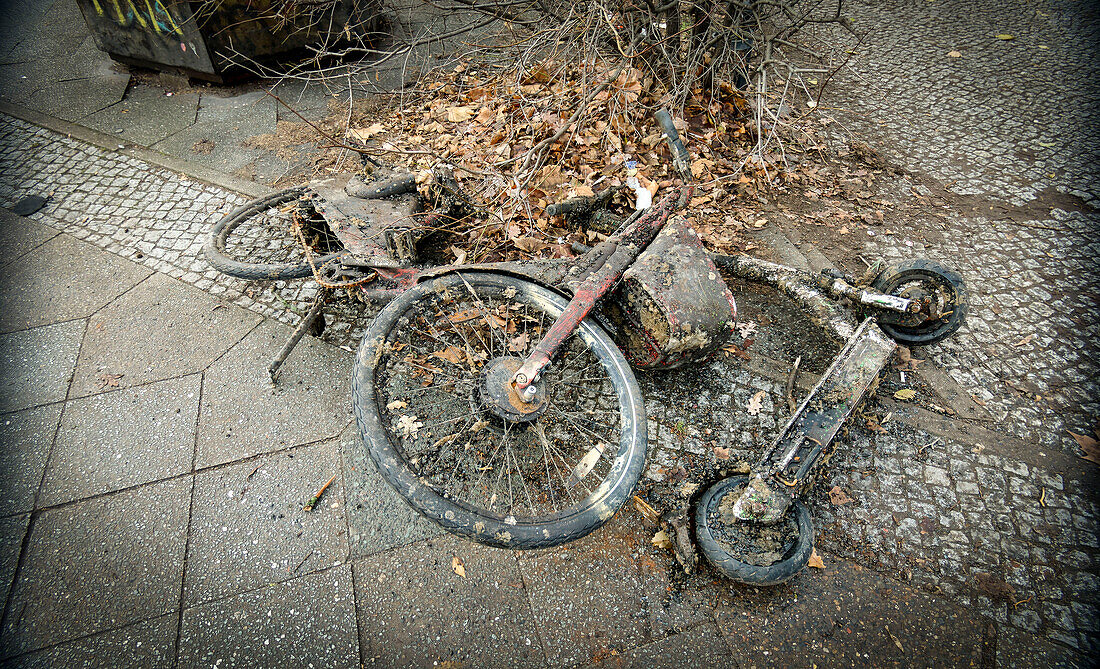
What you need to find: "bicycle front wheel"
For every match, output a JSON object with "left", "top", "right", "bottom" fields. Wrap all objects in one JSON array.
[
  {"left": 351, "top": 272, "right": 646, "bottom": 548},
  {"left": 204, "top": 188, "right": 343, "bottom": 281}
]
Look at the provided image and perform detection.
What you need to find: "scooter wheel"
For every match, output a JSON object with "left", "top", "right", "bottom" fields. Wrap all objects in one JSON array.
[
  {"left": 871, "top": 259, "right": 968, "bottom": 346},
  {"left": 694, "top": 477, "right": 814, "bottom": 585}
]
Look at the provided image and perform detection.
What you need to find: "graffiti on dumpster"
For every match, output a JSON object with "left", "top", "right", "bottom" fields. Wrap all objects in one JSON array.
[{"left": 90, "top": 0, "right": 185, "bottom": 37}]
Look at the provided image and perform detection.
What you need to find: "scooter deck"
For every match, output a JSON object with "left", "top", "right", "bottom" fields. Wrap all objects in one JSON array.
[{"left": 731, "top": 318, "right": 896, "bottom": 523}]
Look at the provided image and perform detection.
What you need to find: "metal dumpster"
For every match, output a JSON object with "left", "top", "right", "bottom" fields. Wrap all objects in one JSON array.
[{"left": 75, "top": 0, "right": 378, "bottom": 81}]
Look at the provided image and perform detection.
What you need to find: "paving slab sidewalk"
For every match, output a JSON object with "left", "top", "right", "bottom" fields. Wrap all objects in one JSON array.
[{"left": 0, "top": 1, "right": 1096, "bottom": 666}]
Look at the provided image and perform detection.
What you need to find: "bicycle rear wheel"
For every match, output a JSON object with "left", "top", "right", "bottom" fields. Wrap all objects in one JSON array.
[
  {"left": 204, "top": 188, "right": 343, "bottom": 281},
  {"left": 351, "top": 272, "right": 647, "bottom": 548}
]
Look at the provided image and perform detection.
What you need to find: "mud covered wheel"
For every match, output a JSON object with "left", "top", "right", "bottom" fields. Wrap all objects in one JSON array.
[
  {"left": 204, "top": 188, "right": 343, "bottom": 281},
  {"left": 695, "top": 477, "right": 814, "bottom": 585},
  {"left": 871, "top": 259, "right": 968, "bottom": 346},
  {"left": 351, "top": 272, "right": 647, "bottom": 549}
]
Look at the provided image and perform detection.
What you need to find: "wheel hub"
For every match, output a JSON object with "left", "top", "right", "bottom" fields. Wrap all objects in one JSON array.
[
  {"left": 896, "top": 279, "right": 948, "bottom": 326},
  {"left": 478, "top": 357, "right": 548, "bottom": 424}
]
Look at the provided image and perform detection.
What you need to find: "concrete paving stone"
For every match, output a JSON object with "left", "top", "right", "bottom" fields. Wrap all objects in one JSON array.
[
  {"left": 4, "top": 612, "right": 178, "bottom": 669},
  {"left": 715, "top": 557, "right": 986, "bottom": 668},
  {"left": 40, "top": 373, "right": 201, "bottom": 506},
  {"left": 0, "top": 512, "right": 29, "bottom": 609},
  {"left": 582, "top": 622, "right": 735, "bottom": 669},
  {"left": 0, "top": 0, "right": 87, "bottom": 65},
  {"left": 178, "top": 564, "right": 358, "bottom": 669},
  {"left": 518, "top": 512, "right": 687, "bottom": 667},
  {"left": 353, "top": 535, "right": 543, "bottom": 668},
  {"left": 269, "top": 78, "right": 343, "bottom": 118},
  {"left": 0, "top": 232, "right": 152, "bottom": 333},
  {"left": 0, "top": 403, "right": 62, "bottom": 514},
  {"left": 69, "top": 272, "right": 260, "bottom": 398},
  {"left": 0, "top": 209, "right": 58, "bottom": 267},
  {"left": 340, "top": 426, "right": 442, "bottom": 558},
  {"left": 195, "top": 318, "right": 352, "bottom": 468},
  {"left": 151, "top": 90, "right": 278, "bottom": 177},
  {"left": 185, "top": 440, "right": 348, "bottom": 606},
  {"left": 22, "top": 35, "right": 129, "bottom": 122},
  {"left": 0, "top": 477, "right": 190, "bottom": 657},
  {"left": 81, "top": 83, "right": 201, "bottom": 147},
  {"left": 0, "top": 319, "right": 84, "bottom": 413}
]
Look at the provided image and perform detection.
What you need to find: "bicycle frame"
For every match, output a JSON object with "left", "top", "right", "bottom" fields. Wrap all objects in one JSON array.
[{"left": 510, "top": 188, "right": 690, "bottom": 394}]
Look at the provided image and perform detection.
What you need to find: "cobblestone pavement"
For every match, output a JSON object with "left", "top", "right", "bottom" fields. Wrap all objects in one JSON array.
[
  {"left": 819, "top": 0, "right": 1100, "bottom": 455},
  {"left": 1, "top": 110, "right": 1095, "bottom": 661},
  {"left": 640, "top": 358, "right": 1098, "bottom": 656}
]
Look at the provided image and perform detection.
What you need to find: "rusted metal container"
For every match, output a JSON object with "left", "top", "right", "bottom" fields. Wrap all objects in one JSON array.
[
  {"left": 604, "top": 216, "right": 738, "bottom": 369},
  {"left": 75, "top": 0, "right": 377, "bottom": 81}
]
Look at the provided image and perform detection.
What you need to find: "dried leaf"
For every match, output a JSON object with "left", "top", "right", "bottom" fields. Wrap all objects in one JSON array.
[
  {"left": 446, "top": 106, "right": 475, "bottom": 123},
  {"left": 736, "top": 321, "right": 757, "bottom": 339},
  {"left": 347, "top": 123, "right": 385, "bottom": 142},
  {"left": 713, "top": 446, "right": 731, "bottom": 461},
  {"left": 828, "top": 486, "right": 853, "bottom": 505},
  {"left": 690, "top": 158, "right": 715, "bottom": 178},
  {"left": 450, "top": 245, "right": 467, "bottom": 265},
  {"left": 747, "top": 390, "right": 766, "bottom": 416},
  {"left": 651, "top": 529, "right": 674, "bottom": 550},
  {"left": 893, "top": 346, "right": 924, "bottom": 371},
  {"left": 452, "top": 556, "right": 466, "bottom": 578},
  {"left": 508, "top": 332, "right": 529, "bottom": 353},
  {"left": 396, "top": 414, "right": 423, "bottom": 438},
  {"left": 807, "top": 549, "right": 825, "bottom": 569},
  {"left": 893, "top": 389, "right": 917, "bottom": 401},
  {"left": 448, "top": 309, "right": 481, "bottom": 324},
  {"left": 886, "top": 626, "right": 904, "bottom": 652},
  {"left": 513, "top": 237, "right": 550, "bottom": 253},
  {"left": 947, "top": 50, "right": 962, "bottom": 58},
  {"left": 432, "top": 345, "right": 466, "bottom": 365},
  {"left": 474, "top": 105, "right": 495, "bottom": 125},
  {"left": 534, "top": 164, "right": 567, "bottom": 188},
  {"left": 96, "top": 372, "right": 123, "bottom": 389},
  {"left": 1068, "top": 431, "right": 1100, "bottom": 465},
  {"left": 1013, "top": 334, "right": 1034, "bottom": 347},
  {"left": 385, "top": 400, "right": 407, "bottom": 411},
  {"left": 995, "top": 34, "right": 1015, "bottom": 40}
]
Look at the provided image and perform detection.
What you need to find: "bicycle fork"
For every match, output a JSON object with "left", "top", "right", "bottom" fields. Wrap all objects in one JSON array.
[{"left": 511, "top": 188, "right": 688, "bottom": 397}]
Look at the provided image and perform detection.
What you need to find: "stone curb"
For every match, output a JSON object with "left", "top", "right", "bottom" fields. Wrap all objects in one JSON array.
[{"left": 0, "top": 100, "right": 270, "bottom": 200}]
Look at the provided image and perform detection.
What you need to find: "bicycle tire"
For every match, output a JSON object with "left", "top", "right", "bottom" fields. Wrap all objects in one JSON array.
[
  {"left": 204, "top": 187, "right": 342, "bottom": 281},
  {"left": 352, "top": 272, "right": 647, "bottom": 549},
  {"left": 695, "top": 477, "right": 814, "bottom": 585},
  {"left": 871, "top": 259, "right": 968, "bottom": 346}
]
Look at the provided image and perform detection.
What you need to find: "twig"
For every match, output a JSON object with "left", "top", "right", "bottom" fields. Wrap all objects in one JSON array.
[
  {"left": 264, "top": 90, "right": 382, "bottom": 165},
  {"left": 303, "top": 474, "right": 338, "bottom": 511},
  {"left": 786, "top": 355, "right": 802, "bottom": 413},
  {"left": 289, "top": 549, "right": 314, "bottom": 574}
]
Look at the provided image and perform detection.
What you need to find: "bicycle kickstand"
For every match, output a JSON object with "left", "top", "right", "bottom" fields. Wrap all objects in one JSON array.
[{"left": 268, "top": 288, "right": 331, "bottom": 383}]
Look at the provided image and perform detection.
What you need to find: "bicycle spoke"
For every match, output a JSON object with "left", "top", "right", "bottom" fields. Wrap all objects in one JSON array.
[{"left": 370, "top": 274, "right": 636, "bottom": 523}]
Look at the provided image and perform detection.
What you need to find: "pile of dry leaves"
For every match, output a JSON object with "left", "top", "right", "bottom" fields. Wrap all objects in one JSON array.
[{"left": 262, "top": 56, "right": 837, "bottom": 264}]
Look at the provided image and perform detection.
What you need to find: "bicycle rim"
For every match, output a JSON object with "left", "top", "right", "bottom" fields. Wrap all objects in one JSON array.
[{"left": 352, "top": 272, "right": 646, "bottom": 548}]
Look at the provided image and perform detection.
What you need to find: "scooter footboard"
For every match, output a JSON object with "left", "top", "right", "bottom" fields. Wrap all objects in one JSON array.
[{"left": 731, "top": 318, "right": 896, "bottom": 523}]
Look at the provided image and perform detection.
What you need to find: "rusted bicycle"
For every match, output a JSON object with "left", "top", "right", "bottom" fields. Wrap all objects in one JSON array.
[{"left": 205, "top": 111, "right": 967, "bottom": 584}]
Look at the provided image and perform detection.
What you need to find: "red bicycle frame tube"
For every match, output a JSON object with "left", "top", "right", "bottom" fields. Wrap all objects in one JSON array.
[{"left": 511, "top": 187, "right": 691, "bottom": 392}]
